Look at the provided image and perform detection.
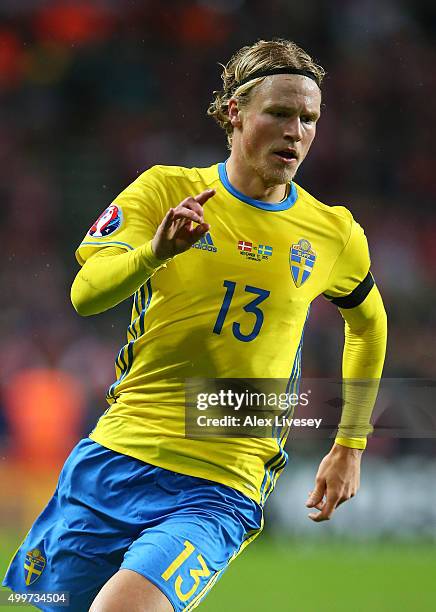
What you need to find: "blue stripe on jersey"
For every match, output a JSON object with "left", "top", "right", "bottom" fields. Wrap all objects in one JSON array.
[
  {"left": 270, "top": 306, "right": 309, "bottom": 441},
  {"left": 278, "top": 306, "right": 311, "bottom": 441},
  {"left": 259, "top": 447, "right": 288, "bottom": 506},
  {"left": 273, "top": 350, "right": 299, "bottom": 439},
  {"left": 106, "top": 280, "right": 153, "bottom": 401},
  {"left": 113, "top": 345, "right": 126, "bottom": 378},
  {"left": 279, "top": 346, "right": 302, "bottom": 444},
  {"left": 218, "top": 161, "right": 298, "bottom": 211},
  {"left": 259, "top": 306, "right": 311, "bottom": 505},
  {"left": 119, "top": 348, "right": 127, "bottom": 371},
  {"left": 127, "top": 293, "right": 140, "bottom": 341},
  {"left": 270, "top": 348, "right": 301, "bottom": 442},
  {"left": 264, "top": 452, "right": 288, "bottom": 503},
  {"left": 80, "top": 241, "right": 134, "bottom": 250},
  {"left": 107, "top": 341, "right": 134, "bottom": 401},
  {"left": 139, "top": 280, "right": 151, "bottom": 336},
  {"left": 134, "top": 291, "right": 141, "bottom": 317},
  {"left": 127, "top": 282, "right": 149, "bottom": 340},
  {"left": 259, "top": 452, "right": 280, "bottom": 505}
]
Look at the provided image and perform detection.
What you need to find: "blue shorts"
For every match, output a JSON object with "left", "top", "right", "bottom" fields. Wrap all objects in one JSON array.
[{"left": 3, "top": 438, "right": 263, "bottom": 611}]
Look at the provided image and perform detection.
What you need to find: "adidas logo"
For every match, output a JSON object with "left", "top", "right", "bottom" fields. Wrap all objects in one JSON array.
[{"left": 192, "top": 232, "right": 217, "bottom": 253}]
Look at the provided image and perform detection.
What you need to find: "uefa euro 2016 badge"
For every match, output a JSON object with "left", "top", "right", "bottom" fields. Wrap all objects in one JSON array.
[
  {"left": 290, "top": 239, "right": 316, "bottom": 287},
  {"left": 24, "top": 547, "right": 46, "bottom": 586},
  {"left": 88, "top": 204, "right": 122, "bottom": 237}
]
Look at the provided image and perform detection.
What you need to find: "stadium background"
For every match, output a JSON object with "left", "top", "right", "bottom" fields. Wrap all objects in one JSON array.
[{"left": 0, "top": 0, "right": 435, "bottom": 610}]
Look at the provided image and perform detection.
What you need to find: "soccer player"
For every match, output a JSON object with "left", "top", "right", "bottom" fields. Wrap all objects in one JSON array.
[{"left": 3, "top": 39, "right": 387, "bottom": 611}]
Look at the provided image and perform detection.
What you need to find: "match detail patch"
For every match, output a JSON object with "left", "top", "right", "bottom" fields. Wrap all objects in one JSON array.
[{"left": 238, "top": 240, "right": 273, "bottom": 262}]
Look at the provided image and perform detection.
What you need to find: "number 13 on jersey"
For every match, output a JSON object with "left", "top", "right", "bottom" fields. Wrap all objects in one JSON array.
[{"left": 213, "top": 280, "right": 270, "bottom": 342}]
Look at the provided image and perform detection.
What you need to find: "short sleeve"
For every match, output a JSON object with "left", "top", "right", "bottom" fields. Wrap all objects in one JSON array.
[
  {"left": 323, "top": 220, "right": 372, "bottom": 305},
  {"left": 75, "top": 167, "right": 167, "bottom": 266}
]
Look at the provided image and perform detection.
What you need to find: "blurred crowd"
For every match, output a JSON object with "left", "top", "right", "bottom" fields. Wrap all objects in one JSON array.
[{"left": 0, "top": 0, "right": 435, "bottom": 467}]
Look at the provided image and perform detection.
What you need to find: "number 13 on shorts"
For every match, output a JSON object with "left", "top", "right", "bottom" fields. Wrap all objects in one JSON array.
[{"left": 161, "top": 540, "right": 211, "bottom": 602}]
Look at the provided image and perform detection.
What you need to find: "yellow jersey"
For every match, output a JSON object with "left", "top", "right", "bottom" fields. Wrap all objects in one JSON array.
[{"left": 76, "top": 162, "right": 371, "bottom": 505}]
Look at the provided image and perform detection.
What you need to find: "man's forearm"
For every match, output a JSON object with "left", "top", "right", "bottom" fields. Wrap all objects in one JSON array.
[
  {"left": 71, "top": 242, "right": 168, "bottom": 316},
  {"left": 335, "top": 285, "right": 387, "bottom": 449}
]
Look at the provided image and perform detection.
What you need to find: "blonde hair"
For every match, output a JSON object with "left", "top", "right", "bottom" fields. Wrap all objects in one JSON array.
[{"left": 207, "top": 39, "right": 325, "bottom": 149}]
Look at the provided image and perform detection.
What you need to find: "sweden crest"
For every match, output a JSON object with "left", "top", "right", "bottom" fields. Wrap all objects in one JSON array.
[
  {"left": 24, "top": 548, "right": 46, "bottom": 585},
  {"left": 290, "top": 239, "right": 316, "bottom": 287}
]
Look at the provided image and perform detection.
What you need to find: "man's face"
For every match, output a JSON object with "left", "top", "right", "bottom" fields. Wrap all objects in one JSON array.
[{"left": 230, "top": 74, "right": 321, "bottom": 186}]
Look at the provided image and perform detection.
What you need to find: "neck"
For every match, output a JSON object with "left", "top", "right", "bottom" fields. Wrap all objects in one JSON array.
[{"left": 226, "top": 153, "right": 288, "bottom": 203}]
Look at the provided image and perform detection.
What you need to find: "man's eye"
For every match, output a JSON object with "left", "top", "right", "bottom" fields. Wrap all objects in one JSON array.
[
  {"left": 301, "top": 116, "right": 315, "bottom": 124},
  {"left": 270, "top": 110, "right": 286, "bottom": 118}
]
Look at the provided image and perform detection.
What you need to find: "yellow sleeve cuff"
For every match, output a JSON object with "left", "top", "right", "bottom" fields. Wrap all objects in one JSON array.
[
  {"left": 139, "top": 240, "right": 171, "bottom": 270},
  {"left": 334, "top": 437, "right": 367, "bottom": 450}
]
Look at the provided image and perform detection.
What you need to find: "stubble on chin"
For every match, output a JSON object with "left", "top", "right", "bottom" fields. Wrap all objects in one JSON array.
[{"left": 261, "top": 162, "right": 296, "bottom": 187}]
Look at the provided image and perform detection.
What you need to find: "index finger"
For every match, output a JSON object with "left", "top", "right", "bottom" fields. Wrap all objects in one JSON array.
[{"left": 194, "top": 189, "right": 216, "bottom": 206}]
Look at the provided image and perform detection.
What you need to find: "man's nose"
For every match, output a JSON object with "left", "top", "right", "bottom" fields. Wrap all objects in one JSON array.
[{"left": 284, "top": 117, "right": 303, "bottom": 142}]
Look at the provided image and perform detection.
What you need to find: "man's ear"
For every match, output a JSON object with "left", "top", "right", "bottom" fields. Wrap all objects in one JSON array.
[{"left": 228, "top": 98, "right": 242, "bottom": 128}]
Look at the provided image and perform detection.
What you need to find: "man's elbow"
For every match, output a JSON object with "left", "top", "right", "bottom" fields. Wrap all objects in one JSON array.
[
  {"left": 370, "top": 300, "right": 387, "bottom": 332},
  {"left": 379, "top": 304, "right": 388, "bottom": 330},
  {"left": 70, "top": 280, "right": 98, "bottom": 317},
  {"left": 357, "top": 305, "right": 387, "bottom": 335},
  {"left": 341, "top": 285, "right": 387, "bottom": 334},
  {"left": 71, "top": 290, "right": 92, "bottom": 316},
  {"left": 350, "top": 304, "right": 387, "bottom": 340}
]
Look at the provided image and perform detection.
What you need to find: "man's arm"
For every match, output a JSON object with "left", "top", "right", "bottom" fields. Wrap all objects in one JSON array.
[
  {"left": 306, "top": 284, "right": 387, "bottom": 521},
  {"left": 71, "top": 242, "right": 166, "bottom": 316},
  {"left": 71, "top": 189, "right": 215, "bottom": 316}
]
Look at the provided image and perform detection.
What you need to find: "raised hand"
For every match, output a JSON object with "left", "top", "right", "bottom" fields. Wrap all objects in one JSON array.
[{"left": 151, "top": 189, "right": 216, "bottom": 260}]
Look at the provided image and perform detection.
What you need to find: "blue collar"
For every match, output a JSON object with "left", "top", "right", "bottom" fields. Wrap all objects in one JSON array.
[{"left": 218, "top": 161, "right": 298, "bottom": 211}]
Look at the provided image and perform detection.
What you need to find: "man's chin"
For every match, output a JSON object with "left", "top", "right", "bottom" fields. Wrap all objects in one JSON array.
[{"left": 266, "top": 165, "right": 297, "bottom": 185}]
